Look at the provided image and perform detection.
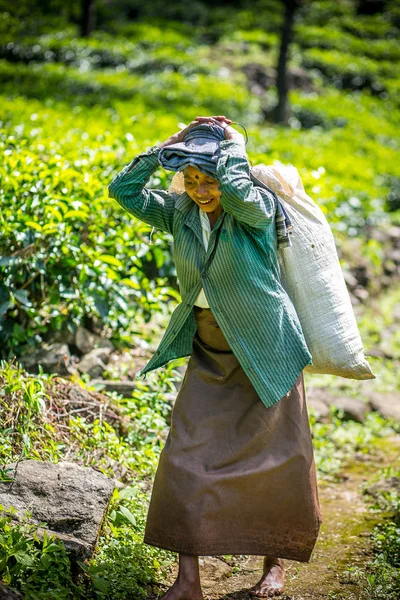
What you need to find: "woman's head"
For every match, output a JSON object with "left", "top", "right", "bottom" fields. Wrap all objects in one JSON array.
[{"left": 183, "top": 165, "right": 222, "bottom": 213}]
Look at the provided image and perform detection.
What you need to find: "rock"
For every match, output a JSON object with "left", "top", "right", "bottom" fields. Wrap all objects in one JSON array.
[
  {"left": 89, "top": 379, "right": 137, "bottom": 396},
  {"left": 35, "top": 526, "right": 92, "bottom": 557},
  {"left": 0, "top": 460, "right": 115, "bottom": 559},
  {"left": 307, "top": 387, "right": 334, "bottom": 405},
  {"left": 242, "top": 63, "right": 313, "bottom": 96},
  {"left": 199, "top": 557, "right": 232, "bottom": 588},
  {"left": 0, "top": 583, "right": 23, "bottom": 599},
  {"left": 331, "top": 397, "right": 370, "bottom": 423},
  {"left": 242, "top": 63, "right": 275, "bottom": 95},
  {"left": 306, "top": 387, "right": 333, "bottom": 419},
  {"left": 75, "top": 326, "right": 114, "bottom": 355},
  {"left": 343, "top": 270, "right": 358, "bottom": 289},
  {"left": 307, "top": 398, "right": 330, "bottom": 419},
  {"left": 364, "top": 476, "right": 400, "bottom": 498},
  {"left": 76, "top": 347, "right": 112, "bottom": 379},
  {"left": 287, "top": 66, "right": 314, "bottom": 91},
  {"left": 366, "top": 392, "right": 400, "bottom": 421},
  {"left": 366, "top": 347, "right": 393, "bottom": 359},
  {"left": 353, "top": 286, "right": 369, "bottom": 301},
  {"left": 19, "top": 343, "right": 75, "bottom": 376},
  {"left": 387, "top": 225, "right": 400, "bottom": 244}
]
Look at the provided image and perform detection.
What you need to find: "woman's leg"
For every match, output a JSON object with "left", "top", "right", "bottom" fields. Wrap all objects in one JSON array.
[
  {"left": 249, "top": 556, "right": 285, "bottom": 597},
  {"left": 160, "top": 553, "right": 204, "bottom": 600}
]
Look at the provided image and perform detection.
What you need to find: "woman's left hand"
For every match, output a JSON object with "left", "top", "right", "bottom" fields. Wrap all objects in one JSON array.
[{"left": 194, "top": 116, "right": 245, "bottom": 145}]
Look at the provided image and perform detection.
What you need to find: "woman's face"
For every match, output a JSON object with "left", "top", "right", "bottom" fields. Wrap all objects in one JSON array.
[{"left": 183, "top": 166, "right": 222, "bottom": 213}]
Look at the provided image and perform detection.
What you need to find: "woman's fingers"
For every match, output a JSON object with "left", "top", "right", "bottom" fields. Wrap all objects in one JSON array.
[{"left": 195, "top": 115, "right": 232, "bottom": 124}]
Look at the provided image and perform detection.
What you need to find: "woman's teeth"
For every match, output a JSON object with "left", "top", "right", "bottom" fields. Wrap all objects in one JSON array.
[{"left": 198, "top": 198, "right": 214, "bottom": 204}]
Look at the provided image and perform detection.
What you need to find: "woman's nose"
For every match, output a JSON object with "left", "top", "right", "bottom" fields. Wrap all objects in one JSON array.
[{"left": 195, "top": 185, "right": 208, "bottom": 198}]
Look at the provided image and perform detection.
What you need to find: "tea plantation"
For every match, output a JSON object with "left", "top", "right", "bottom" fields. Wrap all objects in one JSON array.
[{"left": 1, "top": 1, "right": 400, "bottom": 598}]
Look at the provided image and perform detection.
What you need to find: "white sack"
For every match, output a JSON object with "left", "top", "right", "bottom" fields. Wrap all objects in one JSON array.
[{"left": 251, "top": 163, "right": 375, "bottom": 379}]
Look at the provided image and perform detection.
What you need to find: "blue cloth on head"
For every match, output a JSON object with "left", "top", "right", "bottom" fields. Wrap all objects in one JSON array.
[
  {"left": 158, "top": 123, "right": 225, "bottom": 178},
  {"left": 158, "top": 123, "right": 293, "bottom": 248}
]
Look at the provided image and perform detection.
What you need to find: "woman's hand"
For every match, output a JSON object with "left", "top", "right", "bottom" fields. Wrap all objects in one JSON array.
[
  {"left": 195, "top": 116, "right": 245, "bottom": 145},
  {"left": 158, "top": 119, "right": 207, "bottom": 148},
  {"left": 159, "top": 115, "right": 243, "bottom": 148}
]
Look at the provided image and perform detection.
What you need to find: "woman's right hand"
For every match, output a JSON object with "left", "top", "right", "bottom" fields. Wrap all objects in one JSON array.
[{"left": 159, "top": 116, "right": 232, "bottom": 148}]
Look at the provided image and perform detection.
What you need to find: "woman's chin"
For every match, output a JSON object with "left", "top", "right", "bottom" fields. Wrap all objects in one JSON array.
[{"left": 197, "top": 200, "right": 218, "bottom": 211}]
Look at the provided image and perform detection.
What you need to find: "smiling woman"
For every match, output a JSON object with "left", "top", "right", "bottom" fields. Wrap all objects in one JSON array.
[
  {"left": 183, "top": 165, "right": 223, "bottom": 225},
  {"left": 108, "top": 116, "right": 321, "bottom": 599}
]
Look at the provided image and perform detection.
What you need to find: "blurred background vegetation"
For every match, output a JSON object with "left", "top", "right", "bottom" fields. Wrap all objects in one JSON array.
[{"left": 1, "top": 0, "right": 400, "bottom": 598}]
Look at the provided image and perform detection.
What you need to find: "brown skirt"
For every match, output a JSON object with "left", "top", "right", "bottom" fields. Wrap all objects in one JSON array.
[{"left": 143, "top": 306, "right": 322, "bottom": 562}]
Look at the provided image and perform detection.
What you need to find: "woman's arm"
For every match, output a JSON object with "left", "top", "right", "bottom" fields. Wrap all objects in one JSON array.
[
  {"left": 108, "top": 145, "right": 175, "bottom": 235},
  {"left": 193, "top": 116, "right": 276, "bottom": 230},
  {"left": 108, "top": 118, "right": 232, "bottom": 233},
  {"left": 216, "top": 139, "right": 276, "bottom": 230}
]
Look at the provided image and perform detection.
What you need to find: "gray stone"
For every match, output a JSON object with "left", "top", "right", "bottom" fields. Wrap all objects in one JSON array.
[
  {"left": 343, "top": 270, "right": 358, "bottom": 289},
  {"left": 89, "top": 379, "right": 137, "bottom": 397},
  {"left": 305, "top": 387, "right": 332, "bottom": 419},
  {"left": 19, "top": 343, "right": 75, "bottom": 376},
  {"left": 0, "top": 460, "right": 115, "bottom": 559},
  {"left": 199, "top": 557, "right": 232, "bottom": 588},
  {"left": 364, "top": 476, "right": 400, "bottom": 498},
  {"left": 75, "top": 326, "right": 114, "bottom": 355},
  {"left": 35, "top": 526, "right": 92, "bottom": 557},
  {"left": 76, "top": 347, "right": 112, "bottom": 379},
  {"left": 387, "top": 225, "right": 400, "bottom": 243},
  {"left": 367, "top": 392, "right": 400, "bottom": 422},
  {"left": 0, "top": 582, "right": 23, "bottom": 599},
  {"left": 331, "top": 397, "right": 370, "bottom": 423},
  {"left": 307, "top": 398, "right": 330, "bottom": 419}
]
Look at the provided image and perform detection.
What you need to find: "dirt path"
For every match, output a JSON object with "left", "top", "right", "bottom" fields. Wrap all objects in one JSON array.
[{"left": 151, "top": 434, "right": 400, "bottom": 600}]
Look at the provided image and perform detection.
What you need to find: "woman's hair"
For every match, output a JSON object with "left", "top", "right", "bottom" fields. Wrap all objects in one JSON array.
[{"left": 168, "top": 171, "right": 185, "bottom": 194}]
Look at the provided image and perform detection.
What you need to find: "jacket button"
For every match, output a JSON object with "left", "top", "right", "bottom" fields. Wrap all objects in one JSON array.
[
  {"left": 201, "top": 272, "right": 207, "bottom": 279},
  {"left": 186, "top": 303, "right": 191, "bottom": 308}
]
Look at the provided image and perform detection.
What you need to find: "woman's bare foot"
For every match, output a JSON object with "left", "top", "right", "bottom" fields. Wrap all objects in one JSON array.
[
  {"left": 160, "top": 553, "right": 204, "bottom": 600},
  {"left": 249, "top": 556, "right": 285, "bottom": 597}
]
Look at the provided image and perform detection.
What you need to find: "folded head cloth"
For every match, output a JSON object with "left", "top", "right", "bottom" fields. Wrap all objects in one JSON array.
[
  {"left": 158, "top": 123, "right": 225, "bottom": 178},
  {"left": 158, "top": 123, "right": 292, "bottom": 248}
]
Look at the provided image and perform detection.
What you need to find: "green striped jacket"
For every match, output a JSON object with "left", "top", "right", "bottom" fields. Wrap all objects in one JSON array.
[{"left": 108, "top": 139, "right": 312, "bottom": 408}]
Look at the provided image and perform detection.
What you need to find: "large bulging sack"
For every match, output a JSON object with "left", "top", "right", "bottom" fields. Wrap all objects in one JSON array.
[{"left": 251, "top": 162, "right": 375, "bottom": 380}]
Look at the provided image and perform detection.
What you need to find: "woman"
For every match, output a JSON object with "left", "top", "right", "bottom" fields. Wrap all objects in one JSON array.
[{"left": 108, "top": 115, "right": 322, "bottom": 599}]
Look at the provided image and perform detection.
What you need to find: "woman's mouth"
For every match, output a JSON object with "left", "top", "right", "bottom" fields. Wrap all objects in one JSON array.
[{"left": 197, "top": 197, "right": 214, "bottom": 205}]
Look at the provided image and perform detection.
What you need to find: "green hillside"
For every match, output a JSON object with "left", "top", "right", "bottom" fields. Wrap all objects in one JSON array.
[{"left": 1, "top": 1, "right": 400, "bottom": 598}]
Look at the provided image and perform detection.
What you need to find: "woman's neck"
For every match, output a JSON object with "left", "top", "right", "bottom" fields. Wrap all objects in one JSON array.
[{"left": 207, "top": 205, "right": 223, "bottom": 229}]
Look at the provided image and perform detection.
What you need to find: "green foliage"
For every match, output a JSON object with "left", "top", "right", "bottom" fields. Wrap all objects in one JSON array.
[
  {"left": 0, "top": 94, "right": 180, "bottom": 357},
  {"left": 0, "top": 506, "right": 86, "bottom": 599},
  {"left": 0, "top": 360, "right": 181, "bottom": 598},
  {"left": 0, "top": 360, "right": 60, "bottom": 467},
  {"left": 86, "top": 484, "right": 175, "bottom": 599},
  {"left": 349, "top": 467, "right": 400, "bottom": 599},
  {"left": 0, "top": 359, "right": 181, "bottom": 481},
  {"left": 310, "top": 409, "right": 396, "bottom": 481}
]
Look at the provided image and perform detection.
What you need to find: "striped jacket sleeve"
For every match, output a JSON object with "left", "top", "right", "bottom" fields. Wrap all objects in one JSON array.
[
  {"left": 108, "top": 145, "right": 175, "bottom": 234},
  {"left": 216, "top": 139, "right": 276, "bottom": 230}
]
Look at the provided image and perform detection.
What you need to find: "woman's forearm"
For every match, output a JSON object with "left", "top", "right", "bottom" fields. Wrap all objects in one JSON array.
[{"left": 108, "top": 145, "right": 175, "bottom": 234}]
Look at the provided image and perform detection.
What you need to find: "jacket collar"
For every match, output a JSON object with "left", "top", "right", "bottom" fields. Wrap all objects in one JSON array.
[{"left": 175, "top": 192, "right": 225, "bottom": 249}]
